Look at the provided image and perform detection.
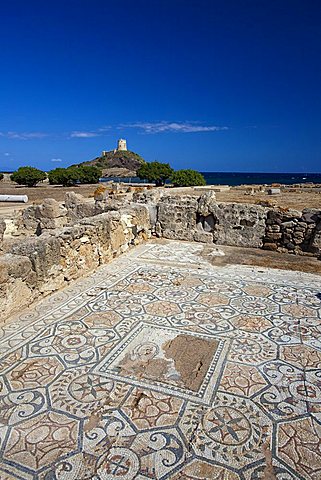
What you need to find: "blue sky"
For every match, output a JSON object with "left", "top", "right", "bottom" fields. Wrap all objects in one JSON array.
[{"left": 1, "top": 0, "right": 320, "bottom": 172}]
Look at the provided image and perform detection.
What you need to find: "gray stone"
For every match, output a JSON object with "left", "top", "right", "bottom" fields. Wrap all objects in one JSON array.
[
  {"left": 158, "top": 195, "right": 198, "bottom": 241},
  {"left": 20, "top": 205, "right": 39, "bottom": 232},
  {"left": 281, "top": 221, "right": 295, "bottom": 228},
  {"left": 10, "top": 234, "right": 61, "bottom": 282},
  {"left": 0, "top": 253, "right": 36, "bottom": 284},
  {"left": 0, "top": 218, "right": 5, "bottom": 249},
  {"left": 286, "top": 242, "right": 295, "bottom": 250},
  {"left": 37, "top": 198, "right": 65, "bottom": 219},
  {"left": 202, "top": 215, "right": 216, "bottom": 232},
  {"left": 64, "top": 191, "right": 84, "bottom": 209},
  {"left": 193, "top": 231, "right": 213, "bottom": 243},
  {"left": 210, "top": 203, "right": 268, "bottom": 248},
  {"left": 309, "top": 221, "right": 321, "bottom": 254},
  {"left": 197, "top": 191, "right": 216, "bottom": 217},
  {"left": 302, "top": 209, "right": 321, "bottom": 223}
]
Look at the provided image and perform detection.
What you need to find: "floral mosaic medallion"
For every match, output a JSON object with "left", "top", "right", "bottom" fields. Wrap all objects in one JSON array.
[
  {"left": 0, "top": 240, "right": 320, "bottom": 479},
  {"left": 180, "top": 393, "right": 271, "bottom": 470}
]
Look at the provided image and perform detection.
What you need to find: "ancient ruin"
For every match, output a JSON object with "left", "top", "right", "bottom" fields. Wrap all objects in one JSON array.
[{"left": 0, "top": 188, "right": 320, "bottom": 479}]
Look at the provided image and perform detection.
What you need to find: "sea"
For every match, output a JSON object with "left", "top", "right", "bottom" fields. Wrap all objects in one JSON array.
[{"left": 101, "top": 172, "right": 321, "bottom": 186}]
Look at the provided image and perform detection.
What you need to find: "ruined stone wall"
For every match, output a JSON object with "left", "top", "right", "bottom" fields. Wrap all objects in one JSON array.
[
  {"left": 0, "top": 203, "right": 151, "bottom": 320},
  {"left": 135, "top": 191, "right": 321, "bottom": 254},
  {"left": 263, "top": 208, "right": 321, "bottom": 255},
  {"left": 148, "top": 192, "right": 268, "bottom": 248},
  {"left": 1, "top": 190, "right": 320, "bottom": 320}
]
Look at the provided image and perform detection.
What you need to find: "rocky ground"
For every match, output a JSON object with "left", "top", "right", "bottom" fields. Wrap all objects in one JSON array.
[
  {"left": 0, "top": 240, "right": 320, "bottom": 479},
  {"left": 1, "top": 180, "right": 321, "bottom": 213}
]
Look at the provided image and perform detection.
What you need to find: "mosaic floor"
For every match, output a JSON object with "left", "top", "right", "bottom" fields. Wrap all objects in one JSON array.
[{"left": 0, "top": 240, "right": 321, "bottom": 480}]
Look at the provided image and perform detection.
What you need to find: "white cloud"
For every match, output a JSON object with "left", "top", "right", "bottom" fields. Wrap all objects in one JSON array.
[
  {"left": 70, "top": 131, "right": 100, "bottom": 138},
  {"left": 51, "top": 158, "right": 62, "bottom": 162},
  {"left": 120, "top": 121, "right": 229, "bottom": 134},
  {"left": 4, "top": 152, "right": 10, "bottom": 156},
  {"left": 5, "top": 131, "right": 48, "bottom": 140}
]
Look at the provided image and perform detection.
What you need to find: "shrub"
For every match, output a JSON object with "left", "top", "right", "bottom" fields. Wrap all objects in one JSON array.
[
  {"left": 48, "top": 168, "right": 79, "bottom": 187},
  {"left": 77, "top": 166, "right": 102, "bottom": 184},
  {"left": 171, "top": 169, "right": 206, "bottom": 187},
  {"left": 0, "top": 173, "right": 3, "bottom": 181},
  {"left": 48, "top": 166, "right": 102, "bottom": 187},
  {"left": 137, "top": 161, "right": 174, "bottom": 187},
  {"left": 10, "top": 166, "right": 47, "bottom": 187}
]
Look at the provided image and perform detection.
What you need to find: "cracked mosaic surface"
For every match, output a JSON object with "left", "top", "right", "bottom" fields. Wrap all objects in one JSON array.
[{"left": 0, "top": 240, "right": 321, "bottom": 479}]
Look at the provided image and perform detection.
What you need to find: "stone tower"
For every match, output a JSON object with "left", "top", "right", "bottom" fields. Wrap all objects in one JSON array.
[{"left": 117, "top": 139, "right": 127, "bottom": 151}]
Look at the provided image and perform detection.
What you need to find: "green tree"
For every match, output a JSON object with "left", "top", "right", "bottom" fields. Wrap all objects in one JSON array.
[
  {"left": 77, "top": 166, "right": 102, "bottom": 184},
  {"left": 137, "top": 161, "right": 174, "bottom": 187},
  {"left": 171, "top": 169, "right": 206, "bottom": 187},
  {"left": 48, "top": 167, "right": 79, "bottom": 187},
  {"left": 48, "top": 166, "right": 102, "bottom": 186},
  {"left": 10, "top": 166, "right": 47, "bottom": 187}
]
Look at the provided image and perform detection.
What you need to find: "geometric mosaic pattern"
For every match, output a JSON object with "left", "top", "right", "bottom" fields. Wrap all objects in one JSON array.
[{"left": 0, "top": 240, "right": 321, "bottom": 479}]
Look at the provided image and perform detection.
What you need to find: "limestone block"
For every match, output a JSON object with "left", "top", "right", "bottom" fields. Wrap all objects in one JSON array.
[
  {"left": 37, "top": 198, "right": 66, "bottom": 219},
  {"left": 21, "top": 205, "right": 39, "bottom": 232},
  {"left": 211, "top": 203, "right": 268, "bottom": 248},
  {"left": 193, "top": 231, "right": 214, "bottom": 243},
  {"left": 64, "top": 191, "right": 85, "bottom": 209},
  {"left": 198, "top": 191, "right": 216, "bottom": 217},
  {"left": 132, "top": 189, "right": 164, "bottom": 204},
  {"left": 281, "top": 221, "right": 295, "bottom": 229},
  {"left": 10, "top": 234, "right": 61, "bottom": 282},
  {"left": 158, "top": 195, "right": 198, "bottom": 241},
  {"left": 0, "top": 253, "right": 35, "bottom": 283},
  {"left": 123, "top": 204, "right": 151, "bottom": 237},
  {"left": 0, "top": 254, "right": 36, "bottom": 319},
  {"left": 309, "top": 221, "right": 321, "bottom": 254}
]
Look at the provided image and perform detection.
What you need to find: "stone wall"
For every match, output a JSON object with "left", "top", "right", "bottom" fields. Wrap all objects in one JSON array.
[
  {"left": 156, "top": 194, "right": 267, "bottom": 247},
  {"left": 1, "top": 190, "right": 320, "bottom": 320},
  {"left": 136, "top": 191, "right": 321, "bottom": 254},
  {"left": 263, "top": 208, "right": 321, "bottom": 255},
  {"left": 0, "top": 203, "right": 151, "bottom": 320}
]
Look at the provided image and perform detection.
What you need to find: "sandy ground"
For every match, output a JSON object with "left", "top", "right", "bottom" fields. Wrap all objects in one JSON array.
[
  {"left": 203, "top": 243, "right": 321, "bottom": 274},
  {"left": 167, "top": 185, "right": 321, "bottom": 210}
]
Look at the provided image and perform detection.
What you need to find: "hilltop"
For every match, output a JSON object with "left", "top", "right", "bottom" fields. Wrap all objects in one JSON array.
[{"left": 77, "top": 150, "right": 146, "bottom": 177}]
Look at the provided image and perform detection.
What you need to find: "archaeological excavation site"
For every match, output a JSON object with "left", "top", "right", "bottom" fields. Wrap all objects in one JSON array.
[{"left": 0, "top": 187, "right": 321, "bottom": 479}]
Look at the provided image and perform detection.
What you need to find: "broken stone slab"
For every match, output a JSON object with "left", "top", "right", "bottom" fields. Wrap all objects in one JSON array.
[
  {"left": 197, "top": 191, "right": 217, "bottom": 217},
  {"left": 302, "top": 208, "right": 321, "bottom": 224},
  {"left": 193, "top": 231, "right": 214, "bottom": 243},
  {"left": 10, "top": 234, "right": 61, "bottom": 282},
  {"left": 64, "top": 191, "right": 85, "bottom": 208},
  {"left": 0, "top": 253, "right": 36, "bottom": 285},
  {"left": 37, "top": 198, "right": 67, "bottom": 219}
]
